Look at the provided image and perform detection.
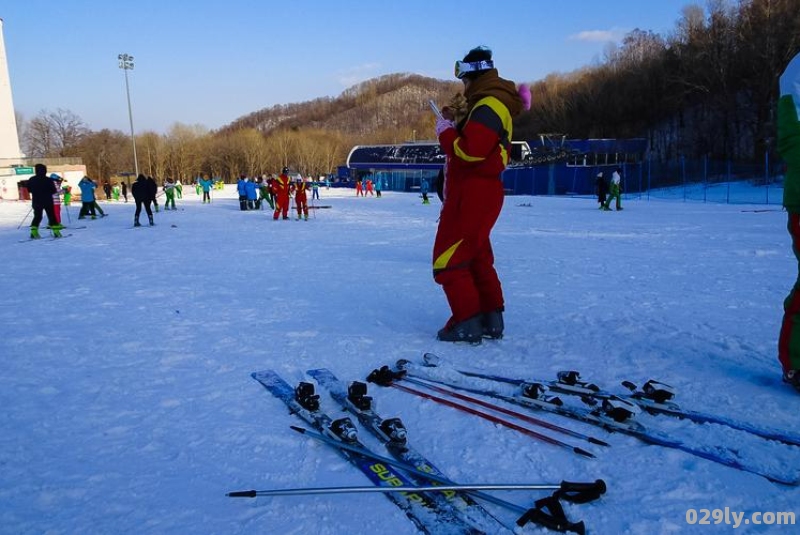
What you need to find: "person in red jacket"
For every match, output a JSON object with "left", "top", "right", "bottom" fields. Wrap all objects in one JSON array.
[
  {"left": 273, "top": 168, "right": 292, "bottom": 220},
  {"left": 432, "top": 46, "right": 527, "bottom": 343},
  {"left": 292, "top": 178, "right": 309, "bottom": 220}
]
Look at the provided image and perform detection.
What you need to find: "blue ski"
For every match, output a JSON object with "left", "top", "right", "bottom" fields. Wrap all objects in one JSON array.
[
  {"left": 307, "top": 368, "right": 514, "bottom": 534},
  {"left": 403, "top": 360, "right": 800, "bottom": 486},
  {"left": 251, "top": 370, "right": 482, "bottom": 535},
  {"left": 422, "top": 352, "right": 800, "bottom": 448}
]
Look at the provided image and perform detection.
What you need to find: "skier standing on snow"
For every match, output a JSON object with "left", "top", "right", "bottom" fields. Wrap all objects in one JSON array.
[
  {"left": 595, "top": 171, "right": 608, "bottom": 208},
  {"left": 237, "top": 175, "right": 248, "bottom": 211},
  {"left": 78, "top": 176, "right": 97, "bottom": 219},
  {"left": 602, "top": 168, "right": 623, "bottom": 211},
  {"left": 132, "top": 173, "right": 154, "bottom": 226},
  {"left": 199, "top": 174, "right": 214, "bottom": 203},
  {"left": 777, "top": 51, "right": 800, "bottom": 393},
  {"left": 421, "top": 178, "right": 430, "bottom": 204},
  {"left": 26, "top": 163, "right": 63, "bottom": 239},
  {"left": 433, "top": 46, "right": 527, "bottom": 343},
  {"left": 245, "top": 176, "right": 258, "bottom": 210},
  {"left": 163, "top": 177, "right": 177, "bottom": 210},
  {"left": 292, "top": 178, "right": 309, "bottom": 220},
  {"left": 50, "top": 175, "right": 63, "bottom": 225},
  {"left": 273, "top": 168, "right": 292, "bottom": 220}
]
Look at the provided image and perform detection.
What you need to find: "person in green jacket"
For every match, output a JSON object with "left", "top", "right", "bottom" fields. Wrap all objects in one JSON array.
[
  {"left": 602, "top": 168, "right": 623, "bottom": 211},
  {"left": 163, "top": 177, "right": 177, "bottom": 210},
  {"left": 777, "top": 51, "right": 800, "bottom": 393}
]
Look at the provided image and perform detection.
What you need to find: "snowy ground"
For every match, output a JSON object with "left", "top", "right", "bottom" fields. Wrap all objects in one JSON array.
[{"left": 0, "top": 185, "right": 797, "bottom": 534}]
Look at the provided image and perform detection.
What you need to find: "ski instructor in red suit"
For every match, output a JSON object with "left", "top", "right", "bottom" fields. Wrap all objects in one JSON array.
[
  {"left": 273, "top": 167, "right": 292, "bottom": 220},
  {"left": 433, "top": 46, "right": 529, "bottom": 344}
]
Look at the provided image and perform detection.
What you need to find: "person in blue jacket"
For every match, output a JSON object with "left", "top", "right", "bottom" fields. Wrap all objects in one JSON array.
[
  {"left": 199, "top": 174, "right": 214, "bottom": 203},
  {"left": 245, "top": 177, "right": 258, "bottom": 210},
  {"left": 78, "top": 176, "right": 97, "bottom": 219},
  {"left": 237, "top": 176, "right": 248, "bottom": 210},
  {"left": 421, "top": 178, "right": 430, "bottom": 204}
]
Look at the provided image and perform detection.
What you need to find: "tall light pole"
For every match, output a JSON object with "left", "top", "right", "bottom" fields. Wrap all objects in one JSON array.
[{"left": 118, "top": 53, "right": 139, "bottom": 177}]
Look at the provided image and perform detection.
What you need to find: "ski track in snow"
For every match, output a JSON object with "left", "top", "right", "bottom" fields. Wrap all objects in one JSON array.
[{"left": 1, "top": 186, "right": 798, "bottom": 534}]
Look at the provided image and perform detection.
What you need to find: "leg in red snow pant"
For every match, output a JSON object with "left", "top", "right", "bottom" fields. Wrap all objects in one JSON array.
[
  {"left": 274, "top": 195, "right": 290, "bottom": 220},
  {"left": 432, "top": 178, "right": 504, "bottom": 328},
  {"left": 779, "top": 213, "right": 800, "bottom": 376}
]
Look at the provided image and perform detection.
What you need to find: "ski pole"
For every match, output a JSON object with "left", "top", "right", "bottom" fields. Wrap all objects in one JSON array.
[
  {"left": 282, "top": 425, "right": 605, "bottom": 507},
  {"left": 228, "top": 483, "right": 586, "bottom": 498},
  {"left": 17, "top": 206, "right": 33, "bottom": 229},
  {"left": 401, "top": 375, "right": 609, "bottom": 447},
  {"left": 282, "top": 425, "right": 602, "bottom": 533},
  {"left": 367, "top": 370, "right": 596, "bottom": 459}
]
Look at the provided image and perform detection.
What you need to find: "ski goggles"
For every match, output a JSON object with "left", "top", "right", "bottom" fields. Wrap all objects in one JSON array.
[{"left": 454, "top": 59, "right": 494, "bottom": 79}]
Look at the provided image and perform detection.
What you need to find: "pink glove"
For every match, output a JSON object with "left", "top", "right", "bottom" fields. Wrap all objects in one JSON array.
[{"left": 435, "top": 116, "right": 455, "bottom": 137}]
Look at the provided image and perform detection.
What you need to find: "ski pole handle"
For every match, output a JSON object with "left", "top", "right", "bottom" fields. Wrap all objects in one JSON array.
[
  {"left": 557, "top": 479, "right": 607, "bottom": 504},
  {"left": 226, "top": 490, "right": 257, "bottom": 498}
]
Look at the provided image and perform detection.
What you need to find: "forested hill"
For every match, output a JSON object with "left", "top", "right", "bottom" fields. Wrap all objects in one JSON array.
[
  {"left": 219, "top": 73, "right": 460, "bottom": 142},
  {"left": 219, "top": 0, "right": 800, "bottom": 162}
]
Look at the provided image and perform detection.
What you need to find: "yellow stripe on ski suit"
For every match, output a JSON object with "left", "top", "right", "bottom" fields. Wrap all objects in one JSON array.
[
  {"left": 452, "top": 96, "right": 513, "bottom": 167},
  {"left": 433, "top": 239, "right": 464, "bottom": 272}
]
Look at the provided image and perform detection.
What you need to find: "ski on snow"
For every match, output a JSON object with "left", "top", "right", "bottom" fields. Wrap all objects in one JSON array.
[
  {"left": 250, "top": 370, "right": 482, "bottom": 535},
  {"left": 387, "top": 359, "right": 800, "bottom": 487},
  {"left": 307, "top": 368, "right": 512, "bottom": 533},
  {"left": 421, "top": 352, "right": 800, "bottom": 448},
  {"left": 307, "top": 368, "right": 601, "bottom": 534}
]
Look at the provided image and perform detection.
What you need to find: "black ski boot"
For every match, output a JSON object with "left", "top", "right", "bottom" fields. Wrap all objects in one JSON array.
[
  {"left": 134, "top": 219, "right": 141, "bottom": 227},
  {"left": 482, "top": 308, "right": 504, "bottom": 339},
  {"left": 437, "top": 315, "right": 482, "bottom": 344},
  {"left": 148, "top": 215, "right": 154, "bottom": 226},
  {"left": 784, "top": 370, "right": 800, "bottom": 393}
]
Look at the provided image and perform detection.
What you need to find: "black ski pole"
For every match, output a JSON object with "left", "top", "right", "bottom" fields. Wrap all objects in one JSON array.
[{"left": 17, "top": 206, "right": 33, "bottom": 229}]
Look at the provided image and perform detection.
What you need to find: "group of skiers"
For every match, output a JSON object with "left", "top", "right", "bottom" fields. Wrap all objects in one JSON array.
[
  {"left": 24, "top": 166, "right": 114, "bottom": 239},
  {"left": 236, "top": 168, "right": 319, "bottom": 221},
  {"left": 354, "top": 178, "right": 381, "bottom": 197}
]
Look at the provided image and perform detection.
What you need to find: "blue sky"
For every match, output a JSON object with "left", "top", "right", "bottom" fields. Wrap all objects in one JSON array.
[{"left": 3, "top": 0, "right": 695, "bottom": 134}]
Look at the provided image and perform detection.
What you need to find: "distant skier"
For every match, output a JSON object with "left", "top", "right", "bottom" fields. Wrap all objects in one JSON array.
[
  {"left": 26, "top": 164, "right": 63, "bottom": 239},
  {"left": 292, "top": 178, "right": 309, "bottom": 220},
  {"left": 132, "top": 173, "right": 154, "bottom": 226},
  {"left": 273, "top": 168, "right": 292, "bottom": 220},
  {"left": 421, "top": 178, "right": 430, "bottom": 204},
  {"left": 237, "top": 176, "right": 248, "bottom": 211},
  {"left": 78, "top": 176, "right": 97, "bottom": 219},
  {"left": 595, "top": 171, "right": 608, "bottom": 208},
  {"left": 245, "top": 176, "right": 258, "bottom": 210},
  {"left": 602, "top": 168, "right": 622, "bottom": 211},
  {"left": 777, "top": 51, "right": 800, "bottom": 393},
  {"left": 163, "top": 177, "right": 177, "bottom": 210},
  {"left": 199, "top": 175, "right": 214, "bottom": 203}
]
